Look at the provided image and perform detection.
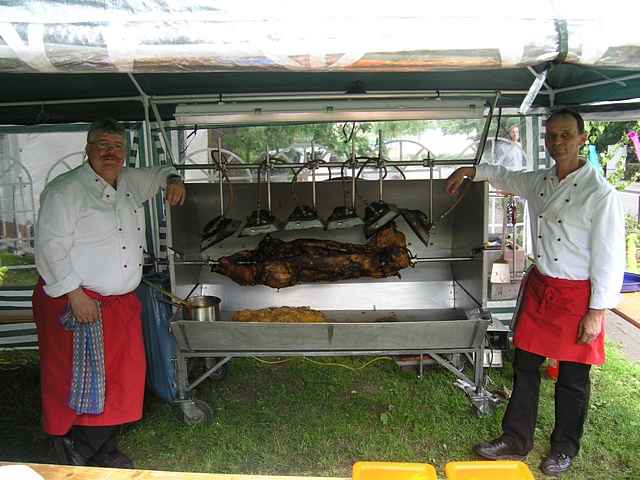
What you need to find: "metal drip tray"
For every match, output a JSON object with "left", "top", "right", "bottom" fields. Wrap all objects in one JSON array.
[{"left": 171, "top": 308, "right": 489, "bottom": 353}]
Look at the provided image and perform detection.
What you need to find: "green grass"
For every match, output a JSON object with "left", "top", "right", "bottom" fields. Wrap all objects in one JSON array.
[
  {"left": 0, "top": 250, "right": 37, "bottom": 286},
  {"left": 1, "top": 346, "right": 639, "bottom": 479}
]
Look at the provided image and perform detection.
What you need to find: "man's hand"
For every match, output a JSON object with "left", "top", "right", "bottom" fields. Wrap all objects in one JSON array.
[
  {"left": 67, "top": 288, "right": 99, "bottom": 324},
  {"left": 577, "top": 308, "right": 605, "bottom": 344},
  {"left": 166, "top": 177, "right": 186, "bottom": 206},
  {"left": 445, "top": 167, "right": 475, "bottom": 196}
]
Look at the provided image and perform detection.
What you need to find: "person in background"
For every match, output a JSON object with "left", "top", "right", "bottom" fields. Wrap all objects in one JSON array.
[
  {"left": 33, "top": 118, "right": 186, "bottom": 468},
  {"left": 509, "top": 125, "right": 520, "bottom": 144},
  {"left": 446, "top": 109, "right": 625, "bottom": 477}
]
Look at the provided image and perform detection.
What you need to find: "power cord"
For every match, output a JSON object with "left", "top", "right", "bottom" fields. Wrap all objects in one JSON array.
[{"left": 251, "top": 355, "right": 394, "bottom": 371}]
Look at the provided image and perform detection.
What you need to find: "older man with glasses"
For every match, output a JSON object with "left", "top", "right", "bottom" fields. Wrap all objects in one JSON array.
[{"left": 33, "top": 118, "right": 185, "bottom": 468}]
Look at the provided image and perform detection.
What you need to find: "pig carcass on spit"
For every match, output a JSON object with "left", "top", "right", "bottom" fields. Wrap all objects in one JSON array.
[{"left": 212, "top": 223, "right": 412, "bottom": 289}]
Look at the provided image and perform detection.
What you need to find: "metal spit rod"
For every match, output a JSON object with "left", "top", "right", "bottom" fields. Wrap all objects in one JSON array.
[
  {"left": 311, "top": 142, "right": 317, "bottom": 209},
  {"left": 175, "top": 158, "right": 476, "bottom": 171},
  {"left": 377, "top": 130, "right": 384, "bottom": 201},
  {"left": 175, "top": 256, "right": 474, "bottom": 266},
  {"left": 428, "top": 153, "right": 433, "bottom": 222},
  {"left": 265, "top": 144, "right": 272, "bottom": 210},
  {"left": 351, "top": 136, "right": 357, "bottom": 210},
  {"left": 217, "top": 136, "right": 224, "bottom": 216}
]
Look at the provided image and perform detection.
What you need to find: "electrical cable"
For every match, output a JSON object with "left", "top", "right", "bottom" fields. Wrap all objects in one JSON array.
[{"left": 251, "top": 355, "right": 394, "bottom": 371}]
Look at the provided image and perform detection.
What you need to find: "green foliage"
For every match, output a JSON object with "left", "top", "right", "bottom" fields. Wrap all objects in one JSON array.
[
  {"left": 625, "top": 214, "right": 640, "bottom": 272},
  {"left": 583, "top": 120, "right": 640, "bottom": 191},
  {"left": 215, "top": 120, "right": 484, "bottom": 164},
  {"left": 0, "top": 250, "right": 37, "bottom": 287},
  {"left": 584, "top": 120, "right": 638, "bottom": 155}
]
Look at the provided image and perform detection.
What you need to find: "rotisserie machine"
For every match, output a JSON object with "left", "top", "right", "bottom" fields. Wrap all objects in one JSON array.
[{"left": 166, "top": 98, "right": 501, "bottom": 424}]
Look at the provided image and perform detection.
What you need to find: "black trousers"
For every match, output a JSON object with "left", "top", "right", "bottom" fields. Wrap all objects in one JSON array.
[
  {"left": 53, "top": 425, "right": 118, "bottom": 460},
  {"left": 501, "top": 348, "right": 591, "bottom": 457}
]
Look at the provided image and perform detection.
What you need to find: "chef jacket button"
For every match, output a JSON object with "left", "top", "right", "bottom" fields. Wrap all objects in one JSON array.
[
  {"left": 137, "top": 227, "right": 141, "bottom": 231},
  {"left": 138, "top": 263, "right": 142, "bottom": 267},
  {"left": 540, "top": 193, "right": 544, "bottom": 196},
  {"left": 124, "top": 264, "right": 127, "bottom": 268},
  {"left": 95, "top": 179, "right": 99, "bottom": 182},
  {"left": 122, "top": 246, "right": 126, "bottom": 250},
  {"left": 557, "top": 238, "right": 561, "bottom": 241},
  {"left": 574, "top": 183, "right": 578, "bottom": 187},
  {"left": 554, "top": 258, "right": 558, "bottom": 261},
  {"left": 106, "top": 194, "right": 110, "bottom": 198},
  {"left": 539, "top": 215, "right": 543, "bottom": 219},
  {"left": 134, "top": 210, "right": 137, "bottom": 214},
  {"left": 537, "top": 254, "right": 542, "bottom": 258},
  {"left": 558, "top": 220, "right": 562, "bottom": 223},
  {"left": 118, "top": 227, "right": 122, "bottom": 232},
  {"left": 126, "top": 193, "right": 131, "bottom": 197},
  {"left": 538, "top": 235, "right": 542, "bottom": 239},
  {"left": 543, "top": 177, "right": 547, "bottom": 180},
  {"left": 139, "top": 245, "right": 143, "bottom": 249},
  {"left": 565, "top": 199, "right": 569, "bottom": 202}
]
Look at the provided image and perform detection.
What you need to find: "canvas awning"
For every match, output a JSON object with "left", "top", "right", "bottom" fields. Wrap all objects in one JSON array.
[{"left": 1, "top": 1, "right": 640, "bottom": 124}]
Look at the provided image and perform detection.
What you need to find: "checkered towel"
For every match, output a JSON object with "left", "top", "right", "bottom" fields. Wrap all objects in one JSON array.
[{"left": 59, "top": 301, "right": 105, "bottom": 415}]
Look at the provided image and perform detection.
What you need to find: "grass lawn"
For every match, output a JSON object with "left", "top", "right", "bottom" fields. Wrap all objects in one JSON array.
[
  {"left": 0, "top": 345, "right": 638, "bottom": 479},
  {"left": 0, "top": 250, "right": 37, "bottom": 286}
]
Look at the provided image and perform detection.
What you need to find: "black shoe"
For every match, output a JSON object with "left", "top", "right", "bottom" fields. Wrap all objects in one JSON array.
[
  {"left": 50, "top": 436, "right": 89, "bottom": 466},
  {"left": 540, "top": 452, "right": 572, "bottom": 476},
  {"left": 91, "top": 448, "right": 134, "bottom": 469},
  {"left": 473, "top": 437, "right": 527, "bottom": 460}
]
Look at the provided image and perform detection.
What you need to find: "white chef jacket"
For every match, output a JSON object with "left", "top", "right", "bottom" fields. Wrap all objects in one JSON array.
[
  {"left": 35, "top": 162, "right": 177, "bottom": 297},
  {"left": 474, "top": 162, "right": 625, "bottom": 309}
]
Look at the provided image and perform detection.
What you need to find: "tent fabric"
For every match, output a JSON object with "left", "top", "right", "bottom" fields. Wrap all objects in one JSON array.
[
  {"left": 2, "top": 1, "right": 640, "bottom": 73},
  {"left": 1, "top": 1, "right": 640, "bottom": 124}
]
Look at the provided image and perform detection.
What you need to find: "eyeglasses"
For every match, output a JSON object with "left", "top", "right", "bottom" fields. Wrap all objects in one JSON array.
[{"left": 89, "top": 142, "right": 125, "bottom": 152}]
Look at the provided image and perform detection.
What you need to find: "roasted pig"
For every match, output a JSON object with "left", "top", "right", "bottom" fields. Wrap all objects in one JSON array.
[{"left": 212, "top": 223, "right": 411, "bottom": 288}]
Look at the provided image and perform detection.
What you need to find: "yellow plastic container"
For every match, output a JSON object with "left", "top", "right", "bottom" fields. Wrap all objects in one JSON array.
[
  {"left": 353, "top": 461, "right": 437, "bottom": 480},
  {"left": 445, "top": 460, "right": 534, "bottom": 480}
]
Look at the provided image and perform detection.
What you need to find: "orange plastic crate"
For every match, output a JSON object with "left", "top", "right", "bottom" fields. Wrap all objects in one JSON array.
[
  {"left": 353, "top": 461, "right": 437, "bottom": 480},
  {"left": 445, "top": 460, "right": 534, "bottom": 480}
]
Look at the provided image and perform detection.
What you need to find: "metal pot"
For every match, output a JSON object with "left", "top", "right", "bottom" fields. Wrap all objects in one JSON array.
[{"left": 182, "top": 295, "right": 221, "bottom": 322}]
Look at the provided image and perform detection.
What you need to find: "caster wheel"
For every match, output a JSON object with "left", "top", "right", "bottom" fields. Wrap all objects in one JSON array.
[{"left": 175, "top": 399, "right": 213, "bottom": 425}]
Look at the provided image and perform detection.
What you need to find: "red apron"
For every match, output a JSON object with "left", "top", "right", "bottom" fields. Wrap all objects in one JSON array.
[
  {"left": 513, "top": 268, "right": 604, "bottom": 365},
  {"left": 32, "top": 279, "right": 146, "bottom": 435}
]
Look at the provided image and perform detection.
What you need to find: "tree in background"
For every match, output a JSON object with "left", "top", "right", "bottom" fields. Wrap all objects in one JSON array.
[
  {"left": 583, "top": 119, "right": 640, "bottom": 190},
  {"left": 585, "top": 119, "right": 640, "bottom": 272}
]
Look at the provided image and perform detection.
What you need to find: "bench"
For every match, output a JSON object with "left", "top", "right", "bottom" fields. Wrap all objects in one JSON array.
[{"left": 0, "top": 287, "right": 36, "bottom": 349}]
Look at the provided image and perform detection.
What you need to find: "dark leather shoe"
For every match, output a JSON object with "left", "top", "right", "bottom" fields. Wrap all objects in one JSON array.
[
  {"left": 540, "top": 452, "right": 572, "bottom": 476},
  {"left": 473, "top": 437, "right": 526, "bottom": 460},
  {"left": 91, "top": 448, "right": 134, "bottom": 469},
  {"left": 50, "top": 436, "right": 89, "bottom": 466}
]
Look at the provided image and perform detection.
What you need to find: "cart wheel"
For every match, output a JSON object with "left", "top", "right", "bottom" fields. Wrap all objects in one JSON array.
[{"left": 175, "top": 399, "right": 213, "bottom": 425}]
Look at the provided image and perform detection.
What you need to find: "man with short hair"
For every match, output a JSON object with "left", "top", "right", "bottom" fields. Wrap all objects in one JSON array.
[
  {"left": 33, "top": 118, "right": 186, "bottom": 468},
  {"left": 446, "top": 109, "right": 625, "bottom": 476}
]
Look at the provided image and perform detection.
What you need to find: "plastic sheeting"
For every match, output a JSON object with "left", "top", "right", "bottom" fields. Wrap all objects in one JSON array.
[{"left": 1, "top": 0, "right": 640, "bottom": 74}]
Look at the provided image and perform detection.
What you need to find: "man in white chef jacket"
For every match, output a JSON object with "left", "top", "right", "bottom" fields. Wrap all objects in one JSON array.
[
  {"left": 446, "top": 109, "right": 625, "bottom": 477},
  {"left": 33, "top": 118, "right": 186, "bottom": 468}
]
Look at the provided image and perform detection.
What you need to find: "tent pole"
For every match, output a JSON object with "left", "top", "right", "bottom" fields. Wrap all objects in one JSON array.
[
  {"left": 553, "top": 72, "right": 640, "bottom": 94},
  {"left": 136, "top": 91, "right": 162, "bottom": 273},
  {"left": 474, "top": 95, "right": 498, "bottom": 165},
  {"left": 127, "top": 73, "right": 177, "bottom": 166}
]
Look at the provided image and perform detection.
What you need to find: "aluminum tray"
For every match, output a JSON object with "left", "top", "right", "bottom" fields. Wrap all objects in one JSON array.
[{"left": 171, "top": 309, "right": 489, "bottom": 353}]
